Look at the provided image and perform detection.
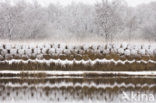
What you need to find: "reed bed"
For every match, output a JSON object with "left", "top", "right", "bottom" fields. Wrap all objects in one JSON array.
[{"left": 0, "top": 43, "right": 156, "bottom": 71}]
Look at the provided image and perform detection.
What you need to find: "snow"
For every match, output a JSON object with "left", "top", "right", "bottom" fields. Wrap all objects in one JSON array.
[
  {"left": 15, "top": 44, "right": 22, "bottom": 49},
  {"left": 83, "top": 44, "right": 89, "bottom": 51},
  {"left": 22, "top": 55, "right": 28, "bottom": 59},
  {"left": 124, "top": 49, "right": 130, "bottom": 56},
  {"left": 34, "top": 48, "right": 41, "bottom": 54},
  {"left": 143, "top": 44, "right": 150, "bottom": 49},
  {"left": 49, "top": 48, "right": 55, "bottom": 54},
  {"left": 29, "top": 44, "right": 36, "bottom": 49},
  {"left": 1, "top": 81, "right": 153, "bottom": 88},
  {"left": 0, "top": 44, "right": 3, "bottom": 49},
  {"left": 135, "top": 45, "right": 140, "bottom": 50},
  {"left": 127, "top": 44, "right": 134, "bottom": 49},
  {"left": 121, "top": 43, "right": 127, "bottom": 49},
  {"left": 37, "top": 44, "right": 44, "bottom": 49},
  {"left": 1, "top": 49, "right": 8, "bottom": 55},
  {"left": 68, "top": 45, "right": 74, "bottom": 50},
  {"left": 0, "top": 43, "right": 156, "bottom": 60},
  {"left": 63, "top": 49, "right": 71, "bottom": 54},
  {"left": 5, "top": 44, "right": 12, "bottom": 49},
  {"left": 146, "top": 49, "right": 153, "bottom": 55},
  {"left": 53, "top": 44, "right": 58, "bottom": 49},
  {"left": 98, "top": 45, "right": 105, "bottom": 51},
  {"left": 36, "top": 54, "right": 44, "bottom": 60},
  {"left": 138, "top": 49, "right": 145, "bottom": 55},
  {"left": 42, "top": 48, "right": 48, "bottom": 54},
  {"left": 59, "top": 44, "right": 65, "bottom": 50},
  {"left": 130, "top": 49, "right": 137, "bottom": 55},
  {"left": 1, "top": 70, "right": 156, "bottom": 76},
  {"left": 103, "top": 49, "right": 110, "bottom": 54},
  {"left": 31, "top": 53, "right": 37, "bottom": 57},
  {"left": 56, "top": 48, "right": 63, "bottom": 54},
  {"left": 18, "top": 49, "right": 25, "bottom": 55},
  {"left": 113, "top": 43, "right": 121, "bottom": 49},
  {"left": 118, "top": 48, "right": 124, "bottom": 54},
  {"left": 5, "top": 54, "right": 13, "bottom": 59},
  {"left": 92, "top": 44, "right": 97, "bottom": 50},
  {"left": 1, "top": 58, "right": 156, "bottom": 66},
  {"left": 22, "top": 45, "right": 29, "bottom": 49},
  {"left": 45, "top": 44, "right": 51, "bottom": 49},
  {"left": 25, "top": 49, "right": 32, "bottom": 55},
  {"left": 10, "top": 49, "right": 17, "bottom": 55},
  {"left": 107, "top": 43, "right": 112, "bottom": 49}
]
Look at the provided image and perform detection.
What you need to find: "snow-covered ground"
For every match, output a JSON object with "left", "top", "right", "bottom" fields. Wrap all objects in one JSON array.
[
  {"left": 0, "top": 42, "right": 156, "bottom": 60},
  {"left": 0, "top": 59, "right": 155, "bottom": 65},
  {"left": 1, "top": 70, "right": 156, "bottom": 76}
]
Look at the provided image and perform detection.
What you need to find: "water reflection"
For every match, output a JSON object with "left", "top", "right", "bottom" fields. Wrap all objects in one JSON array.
[{"left": 0, "top": 76, "right": 156, "bottom": 103}]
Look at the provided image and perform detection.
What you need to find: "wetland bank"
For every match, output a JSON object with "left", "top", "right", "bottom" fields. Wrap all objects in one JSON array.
[{"left": 0, "top": 42, "right": 156, "bottom": 103}]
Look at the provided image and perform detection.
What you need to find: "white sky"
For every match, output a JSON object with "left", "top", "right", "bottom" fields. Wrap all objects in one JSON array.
[
  {"left": 36, "top": 0, "right": 156, "bottom": 7},
  {"left": 126, "top": 0, "right": 156, "bottom": 6},
  {"left": 1, "top": 0, "right": 156, "bottom": 7}
]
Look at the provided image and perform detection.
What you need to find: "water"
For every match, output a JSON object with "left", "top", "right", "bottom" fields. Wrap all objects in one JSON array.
[{"left": 0, "top": 75, "right": 156, "bottom": 103}]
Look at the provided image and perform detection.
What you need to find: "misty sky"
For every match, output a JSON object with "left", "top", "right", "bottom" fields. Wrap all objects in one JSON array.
[
  {"left": 1, "top": 0, "right": 156, "bottom": 7},
  {"left": 36, "top": 0, "right": 156, "bottom": 7}
]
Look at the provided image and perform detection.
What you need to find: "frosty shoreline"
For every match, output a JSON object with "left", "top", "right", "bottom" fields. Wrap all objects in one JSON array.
[
  {"left": 1, "top": 70, "right": 156, "bottom": 76},
  {"left": 1, "top": 43, "right": 156, "bottom": 71},
  {"left": 0, "top": 43, "right": 156, "bottom": 60},
  {"left": 1, "top": 58, "right": 156, "bottom": 65}
]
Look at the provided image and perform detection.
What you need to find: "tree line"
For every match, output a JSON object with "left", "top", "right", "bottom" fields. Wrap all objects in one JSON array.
[{"left": 0, "top": 0, "right": 156, "bottom": 41}]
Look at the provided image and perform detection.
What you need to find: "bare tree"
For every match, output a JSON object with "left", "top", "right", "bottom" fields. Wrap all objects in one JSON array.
[{"left": 95, "top": 0, "right": 122, "bottom": 41}]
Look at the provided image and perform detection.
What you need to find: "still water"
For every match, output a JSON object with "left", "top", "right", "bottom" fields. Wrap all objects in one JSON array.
[{"left": 0, "top": 74, "right": 156, "bottom": 103}]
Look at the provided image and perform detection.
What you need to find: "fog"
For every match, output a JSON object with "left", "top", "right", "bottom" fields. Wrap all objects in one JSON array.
[{"left": 0, "top": 0, "right": 156, "bottom": 42}]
